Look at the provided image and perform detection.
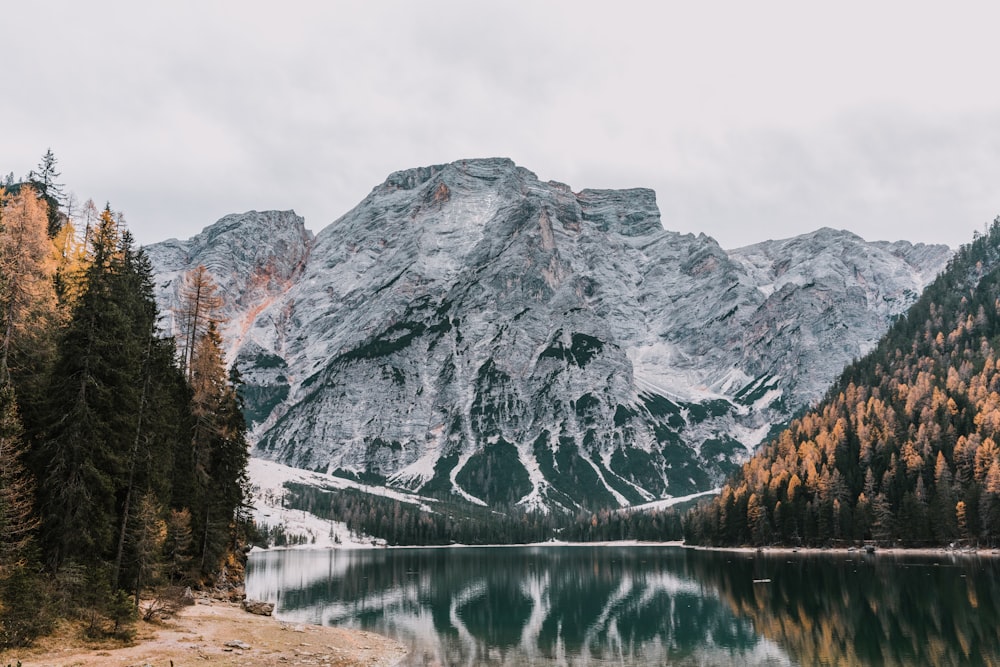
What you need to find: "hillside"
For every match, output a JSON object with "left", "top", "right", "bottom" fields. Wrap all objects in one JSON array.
[{"left": 686, "top": 219, "right": 1000, "bottom": 546}]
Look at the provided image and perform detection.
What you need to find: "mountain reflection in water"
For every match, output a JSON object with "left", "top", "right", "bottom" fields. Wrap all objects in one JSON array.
[{"left": 245, "top": 545, "right": 1000, "bottom": 666}]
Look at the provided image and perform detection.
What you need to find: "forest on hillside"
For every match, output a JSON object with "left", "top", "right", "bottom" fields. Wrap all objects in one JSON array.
[
  {"left": 0, "top": 152, "right": 250, "bottom": 647},
  {"left": 686, "top": 218, "right": 1000, "bottom": 547},
  {"left": 273, "top": 481, "right": 685, "bottom": 547}
]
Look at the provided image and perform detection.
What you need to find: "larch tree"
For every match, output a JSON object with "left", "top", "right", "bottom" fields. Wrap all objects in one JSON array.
[
  {"left": 175, "top": 265, "right": 224, "bottom": 382},
  {"left": 0, "top": 186, "right": 58, "bottom": 387},
  {"left": 79, "top": 198, "right": 99, "bottom": 251},
  {"left": 50, "top": 218, "right": 88, "bottom": 307},
  {"left": 130, "top": 491, "right": 166, "bottom": 608},
  {"left": 187, "top": 320, "right": 249, "bottom": 573}
]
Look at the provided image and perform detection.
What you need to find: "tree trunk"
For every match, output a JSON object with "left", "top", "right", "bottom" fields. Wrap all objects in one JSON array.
[{"left": 112, "top": 333, "right": 152, "bottom": 590}]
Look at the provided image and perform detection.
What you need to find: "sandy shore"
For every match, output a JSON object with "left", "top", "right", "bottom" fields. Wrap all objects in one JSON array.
[{"left": 0, "top": 598, "right": 407, "bottom": 667}]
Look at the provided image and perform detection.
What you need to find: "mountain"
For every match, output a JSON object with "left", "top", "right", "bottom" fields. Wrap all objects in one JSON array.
[
  {"left": 146, "top": 158, "right": 951, "bottom": 512},
  {"left": 685, "top": 219, "right": 1000, "bottom": 546},
  {"left": 148, "top": 209, "right": 313, "bottom": 348}
]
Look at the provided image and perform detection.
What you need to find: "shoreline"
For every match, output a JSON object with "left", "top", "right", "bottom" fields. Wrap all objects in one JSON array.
[
  {"left": 683, "top": 543, "right": 1000, "bottom": 557},
  {"left": 251, "top": 539, "right": 688, "bottom": 553},
  {"left": 250, "top": 538, "right": 1000, "bottom": 558},
  {"left": 0, "top": 597, "right": 407, "bottom": 667}
]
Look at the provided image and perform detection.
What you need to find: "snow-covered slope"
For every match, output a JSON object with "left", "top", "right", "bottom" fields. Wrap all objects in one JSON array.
[
  {"left": 147, "top": 158, "right": 952, "bottom": 512},
  {"left": 248, "top": 458, "right": 438, "bottom": 548}
]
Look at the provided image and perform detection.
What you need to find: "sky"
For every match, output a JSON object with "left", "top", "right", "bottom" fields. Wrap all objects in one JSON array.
[{"left": 3, "top": 1, "right": 1000, "bottom": 250}]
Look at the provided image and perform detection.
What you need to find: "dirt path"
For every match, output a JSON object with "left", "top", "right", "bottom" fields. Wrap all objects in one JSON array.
[{"left": 1, "top": 600, "right": 407, "bottom": 667}]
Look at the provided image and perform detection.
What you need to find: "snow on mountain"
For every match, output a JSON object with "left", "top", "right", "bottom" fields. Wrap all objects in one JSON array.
[
  {"left": 248, "top": 458, "right": 437, "bottom": 548},
  {"left": 147, "top": 158, "right": 952, "bottom": 512}
]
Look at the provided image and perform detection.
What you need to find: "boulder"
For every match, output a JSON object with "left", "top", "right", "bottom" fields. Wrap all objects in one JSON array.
[{"left": 241, "top": 599, "right": 274, "bottom": 616}]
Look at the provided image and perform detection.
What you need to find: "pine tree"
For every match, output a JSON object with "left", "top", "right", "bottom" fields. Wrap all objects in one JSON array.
[
  {"left": 164, "top": 509, "right": 193, "bottom": 581},
  {"left": 0, "top": 384, "right": 48, "bottom": 649},
  {"left": 111, "top": 241, "right": 192, "bottom": 590},
  {"left": 30, "top": 149, "right": 66, "bottom": 237},
  {"left": 0, "top": 385, "right": 38, "bottom": 577},
  {"left": 932, "top": 451, "right": 958, "bottom": 542},
  {"left": 33, "top": 206, "right": 139, "bottom": 570},
  {"left": 32, "top": 150, "right": 64, "bottom": 203},
  {"left": 130, "top": 492, "right": 166, "bottom": 608}
]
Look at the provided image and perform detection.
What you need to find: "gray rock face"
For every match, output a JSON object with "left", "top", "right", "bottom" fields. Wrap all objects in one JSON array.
[
  {"left": 146, "top": 209, "right": 313, "bottom": 354},
  {"left": 147, "top": 158, "right": 952, "bottom": 512}
]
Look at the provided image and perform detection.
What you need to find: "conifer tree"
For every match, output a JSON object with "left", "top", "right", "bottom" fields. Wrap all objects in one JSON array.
[
  {"left": 32, "top": 150, "right": 64, "bottom": 204},
  {"left": 130, "top": 491, "right": 166, "bottom": 608},
  {"left": 0, "top": 384, "right": 47, "bottom": 648},
  {"left": 0, "top": 186, "right": 57, "bottom": 386},
  {"left": 186, "top": 321, "right": 248, "bottom": 574},
  {"left": 33, "top": 205, "right": 139, "bottom": 570},
  {"left": 164, "top": 509, "right": 193, "bottom": 580},
  {"left": 79, "top": 198, "right": 99, "bottom": 250},
  {"left": 110, "top": 239, "right": 192, "bottom": 589},
  {"left": 0, "top": 168, "right": 254, "bottom": 638},
  {"left": 51, "top": 218, "right": 88, "bottom": 307},
  {"left": 686, "top": 218, "right": 1000, "bottom": 547},
  {"left": 175, "top": 265, "right": 223, "bottom": 382},
  {"left": 0, "top": 385, "right": 38, "bottom": 578},
  {"left": 31, "top": 149, "right": 66, "bottom": 237},
  {"left": 932, "top": 451, "right": 958, "bottom": 542}
]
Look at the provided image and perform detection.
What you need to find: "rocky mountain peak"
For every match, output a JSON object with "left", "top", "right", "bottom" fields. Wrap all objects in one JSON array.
[
  {"left": 148, "top": 159, "right": 953, "bottom": 513},
  {"left": 145, "top": 209, "right": 312, "bottom": 357}
]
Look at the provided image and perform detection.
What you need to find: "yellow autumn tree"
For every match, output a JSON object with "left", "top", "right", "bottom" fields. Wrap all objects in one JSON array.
[
  {"left": 175, "top": 265, "right": 224, "bottom": 381},
  {"left": 0, "top": 186, "right": 58, "bottom": 384},
  {"left": 50, "top": 218, "right": 89, "bottom": 307}
]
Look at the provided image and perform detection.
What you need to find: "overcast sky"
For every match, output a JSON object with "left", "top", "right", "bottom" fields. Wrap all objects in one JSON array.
[{"left": 4, "top": 1, "right": 1000, "bottom": 250}]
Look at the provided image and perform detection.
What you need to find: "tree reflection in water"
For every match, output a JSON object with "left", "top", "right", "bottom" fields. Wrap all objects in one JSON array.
[{"left": 246, "top": 546, "right": 1000, "bottom": 666}]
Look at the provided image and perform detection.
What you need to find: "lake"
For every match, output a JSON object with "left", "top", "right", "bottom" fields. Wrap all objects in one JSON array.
[{"left": 245, "top": 544, "right": 1000, "bottom": 666}]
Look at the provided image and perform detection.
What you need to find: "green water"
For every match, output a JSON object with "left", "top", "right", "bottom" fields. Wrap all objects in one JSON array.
[{"left": 245, "top": 545, "right": 1000, "bottom": 666}]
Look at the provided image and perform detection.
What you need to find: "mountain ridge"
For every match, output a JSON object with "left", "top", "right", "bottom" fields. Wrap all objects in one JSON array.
[{"left": 146, "top": 158, "right": 952, "bottom": 512}]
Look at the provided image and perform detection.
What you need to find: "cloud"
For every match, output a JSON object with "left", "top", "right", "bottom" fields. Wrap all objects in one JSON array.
[
  {"left": 654, "top": 112, "right": 1000, "bottom": 247},
  {"left": 2, "top": 1, "right": 999, "bottom": 249}
]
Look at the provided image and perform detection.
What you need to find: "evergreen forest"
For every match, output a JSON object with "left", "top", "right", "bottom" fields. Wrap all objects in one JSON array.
[
  {"left": 274, "top": 481, "right": 685, "bottom": 547},
  {"left": 686, "top": 218, "right": 1000, "bottom": 547},
  {"left": 0, "top": 152, "right": 250, "bottom": 647}
]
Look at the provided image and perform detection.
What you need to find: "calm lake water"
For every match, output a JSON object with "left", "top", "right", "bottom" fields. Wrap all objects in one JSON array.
[{"left": 245, "top": 545, "right": 1000, "bottom": 666}]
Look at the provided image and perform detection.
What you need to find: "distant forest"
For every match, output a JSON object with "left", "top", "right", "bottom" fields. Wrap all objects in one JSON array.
[
  {"left": 686, "top": 217, "right": 1000, "bottom": 548},
  {"left": 0, "top": 151, "right": 250, "bottom": 647},
  {"left": 274, "top": 481, "right": 685, "bottom": 547}
]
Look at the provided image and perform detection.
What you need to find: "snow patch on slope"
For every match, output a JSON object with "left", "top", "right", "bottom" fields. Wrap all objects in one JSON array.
[
  {"left": 628, "top": 343, "right": 723, "bottom": 402},
  {"left": 249, "top": 457, "right": 446, "bottom": 547},
  {"left": 620, "top": 488, "right": 721, "bottom": 514}
]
